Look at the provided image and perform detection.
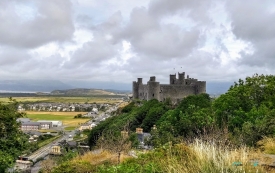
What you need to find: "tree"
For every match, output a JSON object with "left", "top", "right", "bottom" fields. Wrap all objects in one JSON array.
[
  {"left": 0, "top": 98, "right": 29, "bottom": 171},
  {"left": 155, "top": 94, "right": 213, "bottom": 141},
  {"left": 213, "top": 74, "right": 275, "bottom": 145},
  {"left": 96, "top": 125, "right": 132, "bottom": 164}
]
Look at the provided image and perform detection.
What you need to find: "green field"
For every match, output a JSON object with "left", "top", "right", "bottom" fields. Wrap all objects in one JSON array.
[
  {"left": 0, "top": 96, "right": 121, "bottom": 104},
  {"left": 26, "top": 111, "right": 89, "bottom": 130}
]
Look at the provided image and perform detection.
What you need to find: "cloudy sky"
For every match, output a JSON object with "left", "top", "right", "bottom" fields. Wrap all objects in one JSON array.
[{"left": 1, "top": 0, "right": 274, "bottom": 89}]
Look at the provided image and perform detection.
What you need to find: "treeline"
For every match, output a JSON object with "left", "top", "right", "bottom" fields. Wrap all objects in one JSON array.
[{"left": 89, "top": 74, "right": 275, "bottom": 147}]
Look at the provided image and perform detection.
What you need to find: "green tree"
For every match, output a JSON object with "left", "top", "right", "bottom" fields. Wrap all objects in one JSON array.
[
  {"left": 213, "top": 74, "right": 275, "bottom": 145},
  {"left": 0, "top": 98, "right": 29, "bottom": 171},
  {"left": 157, "top": 94, "right": 213, "bottom": 139}
]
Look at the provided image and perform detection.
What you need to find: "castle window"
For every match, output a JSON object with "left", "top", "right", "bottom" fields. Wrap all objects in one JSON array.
[
  {"left": 186, "top": 82, "right": 187, "bottom": 84},
  {"left": 152, "top": 94, "right": 154, "bottom": 97}
]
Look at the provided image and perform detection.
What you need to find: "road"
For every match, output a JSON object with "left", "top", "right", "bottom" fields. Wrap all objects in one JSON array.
[
  {"left": 22, "top": 102, "right": 124, "bottom": 172},
  {"left": 28, "top": 135, "right": 67, "bottom": 162}
]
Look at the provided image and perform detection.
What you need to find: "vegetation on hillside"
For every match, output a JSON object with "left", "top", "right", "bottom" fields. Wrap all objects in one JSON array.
[
  {"left": 0, "top": 99, "right": 30, "bottom": 172},
  {"left": 50, "top": 140, "right": 272, "bottom": 173},
  {"left": 88, "top": 74, "right": 275, "bottom": 148}
]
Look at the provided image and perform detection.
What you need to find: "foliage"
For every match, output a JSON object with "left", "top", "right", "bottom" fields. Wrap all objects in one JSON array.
[
  {"left": 38, "top": 135, "right": 61, "bottom": 148},
  {"left": 96, "top": 127, "right": 132, "bottom": 164},
  {"left": 120, "top": 102, "right": 136, "bottom": 113},
  {"left": 155, "top": 94, "right": 213, "bottom": 145},
  {"left": 56, "top": 150, "right": 78, "bottom": 164},
  {"left": 107, "top": 141, "right": 265, "bottom": 172},
  {"left": 214, "top": 74, "right": 275, "bottom": 145},
  {"left": 0, "top": 98, "right": 29, "bottom": 171},
  {"left": 51, "top": 160, "right": 95, "bottom": 173}
]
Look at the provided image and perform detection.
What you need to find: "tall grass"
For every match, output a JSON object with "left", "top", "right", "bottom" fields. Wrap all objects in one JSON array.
[
  {"left": 159, "top": 139, "right": 268, "bottom": 173},
  {"left": 50, "top": 139, "right": 275, "bottom": 173}
]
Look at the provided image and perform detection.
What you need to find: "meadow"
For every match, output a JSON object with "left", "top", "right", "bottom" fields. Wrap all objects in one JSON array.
[{"left": 25, "top": 111, "right": 89, "bottom": 130}]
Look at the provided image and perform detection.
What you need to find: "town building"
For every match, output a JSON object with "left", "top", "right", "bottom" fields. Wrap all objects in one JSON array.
[
  {"left": 37, "top": 120, "right": 62, "bottom": 127},
  {"left": 20, "top": 122, "right": 41, "bottom": 131},
  {"left": 79, "top": 122, "right": 96, "bottom": 131}
]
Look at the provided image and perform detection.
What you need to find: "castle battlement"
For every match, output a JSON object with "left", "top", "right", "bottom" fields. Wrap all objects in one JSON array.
[{"left": 132, "top": 72, "right": 206, "bottom": 102}]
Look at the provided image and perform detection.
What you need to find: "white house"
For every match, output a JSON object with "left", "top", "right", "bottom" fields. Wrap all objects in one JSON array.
[
  {"left": 79, "top": 122, "right": 96, "bottom": 131},
  {"left": 37, "top": 120, "right": 63, "bottom": 127}
]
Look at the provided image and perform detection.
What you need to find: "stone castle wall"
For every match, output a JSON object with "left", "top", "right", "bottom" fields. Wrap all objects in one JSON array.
[{"left": 133, "top": 72, "right": 206, "bottom": 103}]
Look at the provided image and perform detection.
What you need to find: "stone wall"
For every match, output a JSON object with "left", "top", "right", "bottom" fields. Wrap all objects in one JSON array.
[{"left": 132, "top": 72, "right": 206, "bottom": 102}]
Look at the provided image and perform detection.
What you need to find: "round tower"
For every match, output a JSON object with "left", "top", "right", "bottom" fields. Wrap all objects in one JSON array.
[
  {"left": 178, "top": 72, "right": 185, "bottom": 85},
  {"left": 195, "top": 81, "right": 206, "bottom": 94},
  {"left": 132, "top": 81, "right": 138, "bottom": 99},
  {"left": 132, "top": 78, "right": 143, "bottom": 99}
]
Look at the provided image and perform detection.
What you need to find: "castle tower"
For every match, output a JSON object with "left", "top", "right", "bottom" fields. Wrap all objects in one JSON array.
[
  {"left": 147, "top": 76, "right": 160, "bottom": 100},
  {"left": 195, "top": 81, "right": 206, "bottom": 94},
  {"left": 170, "top": 74, "right": 177, "bottom": 84},
  {"left": 132, "top": 78, "right": 143, "bottom": 99},
  {"left": 178, "top": 72, "right": 185, "bottom": 85}
]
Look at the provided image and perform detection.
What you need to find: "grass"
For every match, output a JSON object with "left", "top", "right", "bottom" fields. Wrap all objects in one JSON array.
[
  {"left": 51, "top": 139, "right": 275, "bottom": 173},
  {"left": 26, "top": 111, "right": 89, "bottom": 129},
  {"left": 38, "top": 135, "right": 61, "bottom": 148},
  {"left": 64, "top": 126, "right": 77, "bottom": 131},
  {"left": 257, "top": 137, "right": 275, "bottom": 154},
  {"left": 39, "top": 129, "right": 58, "bottom": 133}
]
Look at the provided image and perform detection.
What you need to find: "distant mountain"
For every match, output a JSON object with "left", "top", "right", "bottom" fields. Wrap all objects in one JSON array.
[
  {"left": 51, "top": 88, "right": 120, "bottom": 96},
  {"left": 0, "top": 80, "right": 73, "bottom": 92},
  {"left": 206, "top": 81, "right": 232, "bottom": 96}
]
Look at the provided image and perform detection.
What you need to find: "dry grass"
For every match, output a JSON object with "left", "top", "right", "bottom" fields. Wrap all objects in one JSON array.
[
  {"left": 158, "top": 139, "right": 273, "bottom": 173},
  {"left": 25, "top": 111, "right": 87, "bottom": 115},
  {"left": 118, "top": 102, "right": 129, "bottom": 108},
  {"left": 49, "top": 139, "right": 275, "bottom": 173},
  {"left": 72, "top": 150, "right": 130, "bottom": 165},
  {"left": 257, "top": 137, "right": 275, "bottom": 154},
  {"left": 25, "top": 111, "right": 89, "bottom": 128}
]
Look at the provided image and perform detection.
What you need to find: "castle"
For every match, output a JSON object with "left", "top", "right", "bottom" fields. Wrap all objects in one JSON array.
[{"left": 132, "top": 72, "right": 206, "bottom": 102}]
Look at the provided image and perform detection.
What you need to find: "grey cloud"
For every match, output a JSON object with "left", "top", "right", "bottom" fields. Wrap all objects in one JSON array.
[
  {"left": 121, "top": 5, "right": 201, "bottom": 60},
  {"left": 0, "top": 47, "right": 32, "bottom": 66},
  {"left": 68, "top": 38, "right": 119, "bottom": 67},
  {"left": 226, "top": 0, "right": 275, "bottom": 67},
  {"left": 148, "top": 0, "right": 212, "bottom": 24},
  {"left": 0, "top": 0, "right": 74, "bottom": 48},
  {"left": 66, "top": 12, "right": 124, "bottom": 68}
]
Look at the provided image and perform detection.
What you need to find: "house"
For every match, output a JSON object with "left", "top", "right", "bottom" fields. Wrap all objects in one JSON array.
[
  {"left": 39, "top": 122, "right": 52, "bottom": 129},
  {"left": 21, "top": 122, "right": 41, "bottom": 131},
  {"left": 136, "top": 128, "right": 151, "bottom": 149},
  {"left": 17, "top": 118, "right": 31, "bottom": 123},
  {"left": 49, "top": 145, "right": 62, "bottom": 155},
  {"left": 17, "top": 105, "right": 25, "bottom": 111},
  {"left": 92, "top": 107, "right": 98, "bottom": 113},
  {"left": 37, "top": 120, "right": 63, "bottom": 127},
  {"left": 59, "top": 140, "right": 78, "bottom": 151},
  {"left": 79, "top": 122, "right": 96, "bottom": 131},
  {"left": 26, "top": 131, "right": 41, "bottom": 137}
]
